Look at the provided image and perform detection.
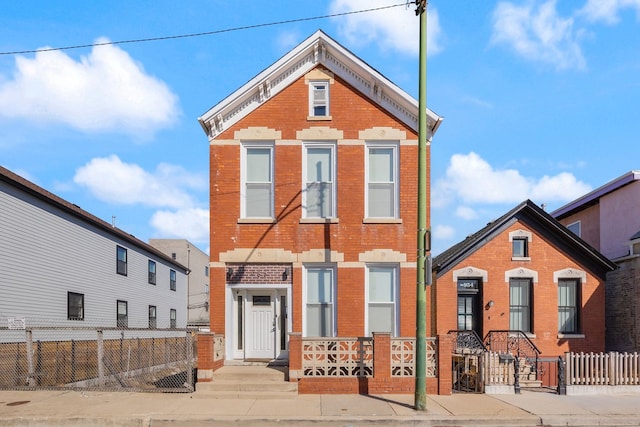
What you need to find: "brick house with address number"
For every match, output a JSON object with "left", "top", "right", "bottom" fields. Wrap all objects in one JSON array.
[
  {"left": 197, "top": 30, "right": 445, "bottom": 393},
  {"left": 432, "top": 199, "right": 616, "bottom": 360}
]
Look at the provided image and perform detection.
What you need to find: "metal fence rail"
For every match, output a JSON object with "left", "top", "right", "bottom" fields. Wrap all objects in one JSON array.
[{"left": 0, "top": 319, "right": 196, "bottom": 393}]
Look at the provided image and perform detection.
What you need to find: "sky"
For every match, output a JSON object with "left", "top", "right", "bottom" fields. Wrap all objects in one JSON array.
[{"left": 1, "top": 0, "right": 640, "bottom": 256}]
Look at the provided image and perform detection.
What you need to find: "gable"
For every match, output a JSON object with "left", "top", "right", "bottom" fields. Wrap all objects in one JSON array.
[
  {"left": 215, "top": 66, "right": 418, "bottom": 140},
  {"left": 199, "top": 30, "right": 441, "bottom": 141}
]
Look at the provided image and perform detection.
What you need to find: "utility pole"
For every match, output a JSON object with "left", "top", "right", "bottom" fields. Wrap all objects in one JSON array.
[{"left": 414, "top": 0, "right": 429, "bottom": 411}]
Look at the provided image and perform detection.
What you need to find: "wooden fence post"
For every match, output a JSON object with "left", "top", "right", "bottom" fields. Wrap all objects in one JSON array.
[{"left": 97, "top": 330, "right": 105, "bottom": 386}]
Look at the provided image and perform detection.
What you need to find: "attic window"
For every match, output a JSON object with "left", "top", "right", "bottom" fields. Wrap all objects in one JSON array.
[{"left": 310, "top": 81, "right": 329, "bottom": 117}]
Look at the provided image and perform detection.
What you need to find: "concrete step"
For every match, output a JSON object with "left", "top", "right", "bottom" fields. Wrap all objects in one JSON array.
[{"left": 195, "top": 363, "right": 298, "bottom": 398}]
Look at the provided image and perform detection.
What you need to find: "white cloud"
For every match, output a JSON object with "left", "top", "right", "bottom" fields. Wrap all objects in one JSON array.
[
  {"left": 0, "top": 38, "right": 179, "bottom": 136},
  {"left": 433, "top": 152, "right": 592, "bottom": 206},
  {"left": 456, "top": 206, "right": 478, "bottom": 220},
  {"left": 432, "top": 224, "right": 455, "bottom": 240},
  {"left": 580, "top": 0, "right": 640, "bottom": 24},
  {"left": 491, "top": 0, "right": 586, "bottom": 70},
  {"left": 74, "top": 155, "right": 206, "bottom": 209},
  {"left": 150, "top": 208, "right": 209, "bottom": 243},
  {"left": 329, "top": 0, "right": 443, "bottom": 56}
]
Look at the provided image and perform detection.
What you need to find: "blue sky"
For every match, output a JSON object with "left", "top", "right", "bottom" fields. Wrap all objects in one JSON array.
[{"left": 1, "top": 0, "right": 639, "bottom": 256}]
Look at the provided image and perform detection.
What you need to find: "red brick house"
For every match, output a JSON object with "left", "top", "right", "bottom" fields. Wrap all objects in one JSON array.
[
  {"left": 197, "top": 30, "right": 443, "bottom": 392},
  {"left": 432, "top": 200, "right": 616, "bottom": 359}
]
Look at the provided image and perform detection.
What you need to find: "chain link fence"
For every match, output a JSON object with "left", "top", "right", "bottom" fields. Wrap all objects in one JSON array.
[{"left": 0, "top": 317, "right": 197, "bottom": 393}]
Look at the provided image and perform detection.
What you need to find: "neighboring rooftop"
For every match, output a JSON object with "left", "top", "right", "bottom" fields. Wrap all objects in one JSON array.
[
  {"left": 551, "top": 170, "right": 640, "bottom": 219},
  {"left": 0, "top": 165, "right": 187, "bottom": 272}
]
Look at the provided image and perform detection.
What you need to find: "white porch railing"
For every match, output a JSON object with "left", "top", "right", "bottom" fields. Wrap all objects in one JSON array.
[{"left": 566, "top": 352, "right": 640, "bottom": 386}]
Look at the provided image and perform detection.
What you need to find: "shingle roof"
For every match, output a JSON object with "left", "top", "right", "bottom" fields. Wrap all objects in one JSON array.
[
  {"left": 433, "top": 199, "right": 617, "bottom": 280},
  {"left": 0, "top": 165, "right": 188, "bottom": 272}
]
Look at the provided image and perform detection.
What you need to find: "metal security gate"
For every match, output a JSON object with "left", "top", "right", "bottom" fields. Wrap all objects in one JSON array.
[{"left": 449, "top": 330, "right": 487, "bottom": 393}]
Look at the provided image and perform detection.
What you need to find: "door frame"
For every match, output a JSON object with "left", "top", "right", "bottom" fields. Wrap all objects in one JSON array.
[{"left": 226, "top": 284, "right": 291, "bottom": 361}]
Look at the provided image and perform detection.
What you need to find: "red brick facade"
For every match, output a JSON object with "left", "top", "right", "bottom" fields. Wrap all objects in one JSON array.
[
  {"left": 432, "top": 202, "right": 614, "bottom": 358},
  {"left": 200, "top": 31, "right": 444, "bottom": 395}
]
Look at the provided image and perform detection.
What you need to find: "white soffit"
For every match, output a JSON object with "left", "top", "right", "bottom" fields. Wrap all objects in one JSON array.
[{"left": 198, "top": 30, "right": 441, "bottom": 140}]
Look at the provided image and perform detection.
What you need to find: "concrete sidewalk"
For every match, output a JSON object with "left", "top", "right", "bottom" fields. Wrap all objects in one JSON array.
[{"left": 1, "top": 387, "right": 639, "bottom": 426}]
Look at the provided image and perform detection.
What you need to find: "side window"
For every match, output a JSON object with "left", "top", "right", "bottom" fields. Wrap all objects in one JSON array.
[
  {"left": 309, "top": 81, "right": 329, "bottom": 117},
  {"left": 170, "top": 269, "right": 176, "bottom": 291},
  {"left": 242, "top": 145, "right": 274, "bottom": 218},
  {"left": 149, "top": 305, "right": 157, "bottom": 329},
  {"left": 68, "top": 292, "right": 84, "bottom": 321},
  {"left": 170, "top": 309, "right": 177, "bottom": 329},
  {"left": 558, "top": 279, "right": 580, "bottom": 334},
  {"left": 148, "top": 260, "right": 156, "bottom": 285},
  {"left": 567, "top": 221, "right": 581, "bottom": 237},
  {"left": 303, "top": 144, "right": 336, "bottom": 218},
  {"left": 117, "top": 300, "right": 128, "bottom": 328},
  {"left": 366, "top": 144, "right": 398, "bottom": 218},
  {"left": 116, "top": 246, "right": 127, "bottom": 276}
]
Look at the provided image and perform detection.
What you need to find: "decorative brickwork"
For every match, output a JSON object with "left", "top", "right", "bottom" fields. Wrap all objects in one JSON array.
[{"left": 226, "top": 263, "right": 292, "bottom": 285}]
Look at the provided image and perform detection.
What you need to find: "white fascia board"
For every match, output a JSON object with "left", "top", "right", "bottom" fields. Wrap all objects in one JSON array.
[{"left": 198, "top": 30, "right": 442, "bottom": 140}]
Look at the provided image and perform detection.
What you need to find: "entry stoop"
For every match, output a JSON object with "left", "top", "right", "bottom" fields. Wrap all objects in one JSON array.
[{"left": 195, "top": 363, "right": 298, "bottom": 399}]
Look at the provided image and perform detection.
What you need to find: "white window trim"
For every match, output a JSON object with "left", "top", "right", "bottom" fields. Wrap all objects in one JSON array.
[
  {"left": 567, "top": 220, "right": 581, "bottom": 237},
  {"left": 240, "top": 142, "right": 274, "bottom": 220},
  {"left": 302, "top": 264, "right": 336, "bottom": 337},
  {"left": 365, "top": 264, "right": 399, "bottom": 337},
  {"left": 308, "top": 80, "right": 330, "bottom": 118},
  {"left": 365, "top": 142, "right": 399, "bottom": 220},
  {"left": 302, "top": 142, "right": 336, "bottom": 219}
]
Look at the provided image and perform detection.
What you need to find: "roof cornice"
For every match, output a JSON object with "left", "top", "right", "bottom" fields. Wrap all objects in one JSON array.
[{"left": 198, "top": 30, "right": 441, "bottom": 140}]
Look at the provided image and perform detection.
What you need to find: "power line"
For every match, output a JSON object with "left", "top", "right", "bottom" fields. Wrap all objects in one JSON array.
[{"left": 0, "top": 3, "right": 408, "bottom": 56}]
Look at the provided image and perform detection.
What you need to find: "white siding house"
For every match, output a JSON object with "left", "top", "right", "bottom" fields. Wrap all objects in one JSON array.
[{"left": 0, "top": 166, "right": 188, "bottom": 331}]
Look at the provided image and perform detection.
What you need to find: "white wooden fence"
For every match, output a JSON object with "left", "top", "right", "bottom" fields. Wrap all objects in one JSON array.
[{"left": 566, "top": 352, "right": 640, "bottom": 386}]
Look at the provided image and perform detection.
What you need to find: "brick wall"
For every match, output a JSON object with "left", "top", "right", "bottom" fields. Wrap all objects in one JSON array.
[
  {"left": 605, "top": 257, "right": 640, "bottom": 352},
  {"left": 435, "top": 221, "right": 606, "bottom": 356}
]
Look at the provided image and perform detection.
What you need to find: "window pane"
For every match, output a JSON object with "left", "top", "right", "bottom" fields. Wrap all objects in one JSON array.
[
  {"left": 369, "top": 304, "right": 394, "bottom": 334},
  {"left": 307, "top": 269, "right": 332, "bottom": 303},
  {"left": 369, "top": 268, "right": 394, "bottom": 302},
  {"left": 368, "top": 183, "right": 394, "bottom": 217},
  {"left": 369, "top": 148, "right": 393, "bottom": 181},
  {"left": 512, "top": 239, "right": 526, "bottom": 257},
  {"left": 510, "top": 280, "right": 530, "bottom": 332},
  {"left": 246, "top": 148, "right": 271, "bottom": 182},
  {"left": 558, "top": 280, "right": 578, "bottom": 333},
  {"left": 306, "top": 304, "right": 332, "bottom": 336},
  {"left": 246, "top": 183, "right": 272, "bottom": 217},
  {"left": 305, "top": 182, "right": 332, "bottom": 218},
  {"left": 307, "top": 148, "right": 331, "bottom": 181},
  {"left": 117, "top": 301, "right": 127, "bottom": 315}
]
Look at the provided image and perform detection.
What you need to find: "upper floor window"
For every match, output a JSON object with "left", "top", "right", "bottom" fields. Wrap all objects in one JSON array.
[
  {"left": 241, "top": 144, "right": 274, "bottom": 219},
  {"left": 512, "top": 238, "right": 528, "bottom": 258},
  {"left": 304, "top": 265, "right": 335, "bottom": 337},
  {"left": 366, "top": 265, "right": 398, "bottom": 336},
  {"left": 509, "top": 230, "right": 532, "bottom": 260},
  {"left": 170, "top": 269, "right": 176, "bottom": 291},
  {"left": 205, "top": 266, "right": 209, "bottom": 277},
  {"left": 68, "top": 292, "right": 84, "bottom": 321},
  {"left": 309, "top": 81, "right": 329, "bottom": 117},
  {"left": 116, "top": 246, "right": 127, "bottom": 276},
  {"left": 558, "top": 279, "right": 580, "bottom": 334},
  {"left": 366, "top": 144, "right": 398, "bottom": 218},
  {"left": 567, "top": 221, "right": 581, "bottom": 237},
  {"left": 148, "top": 260, "right": 156, "bottom": 285},
  {"left": 117, "top": 300, "right": 128, "bottom": 328},
  {"left": 303, "top": 143, "right": 336, "bottom": 218}
]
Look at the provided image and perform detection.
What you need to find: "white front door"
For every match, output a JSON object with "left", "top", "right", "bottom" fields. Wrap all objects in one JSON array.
[{"left": 245, "top": 291, "right": 276, "bottom": 359}]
